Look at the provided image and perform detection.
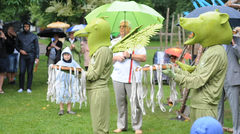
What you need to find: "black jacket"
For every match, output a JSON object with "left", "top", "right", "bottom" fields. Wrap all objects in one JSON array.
[
  {"left": 46, "top": 40, "right": 63, "bottom": 54},
  {"left": 5, "top": 34, "right": 16, "bottom": 54},
  {"left": 0, "top": 38, "right": 7, "bottom": 58},
  {"left": 15, "top": 31, "right": 39, "bottom": 59},
  {"left": 46, "top": 40, "right": 63, "bottom": 63}
]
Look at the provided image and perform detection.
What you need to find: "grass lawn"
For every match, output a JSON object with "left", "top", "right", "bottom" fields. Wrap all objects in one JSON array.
[{"left": 0, "top": 40, "right": 233, "bottom": 134}]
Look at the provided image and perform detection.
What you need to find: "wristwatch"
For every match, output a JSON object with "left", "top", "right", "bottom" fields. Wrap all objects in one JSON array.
[{"left": 129, "top": 54, "right": 132, "bottom": 59}]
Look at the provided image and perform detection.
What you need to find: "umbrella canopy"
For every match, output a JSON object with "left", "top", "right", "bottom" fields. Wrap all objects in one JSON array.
[
  {"left": 165, "top": 47, "right": 191, "bottom": 59},
  {"left": 47, "top": 21, "right": 70, "bottom": 28},
  {"left": 37, "top": 28, "right": 66, "bottom": 38},
  {"left": 66, "top": 24, "right": 86, "bottom": 32},
  {"left": 3, "top": 20, "right": 22, "bottom": 34},
  {"left": 85, "top": 1, "right": 164, "bottom": 33},
  {"left": 184, "top": 6, "right": 240, "bottom": 27}
]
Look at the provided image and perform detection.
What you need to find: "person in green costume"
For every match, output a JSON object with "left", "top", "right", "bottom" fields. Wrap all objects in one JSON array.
[
  {"left": 74, "top": 17, "right": 113, "bottom": 134},
  {"left": 162, "top": 9, "right": 232, "bottom": 125},
  {"left": 62, "top": 31, "right": 81, "bottom": 65}
]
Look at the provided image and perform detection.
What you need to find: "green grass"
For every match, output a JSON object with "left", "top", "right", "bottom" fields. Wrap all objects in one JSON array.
[
  {"left": 0, "top": 42, "right": 233, "bottom": 134},
  {"left": 38, "top": 38, "right": 51, "bottom": 46}
]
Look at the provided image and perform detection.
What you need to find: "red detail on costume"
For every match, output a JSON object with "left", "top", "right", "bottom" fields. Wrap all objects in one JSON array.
[{"left": 128, "top": 51, "right": 135, "bottom": 83}]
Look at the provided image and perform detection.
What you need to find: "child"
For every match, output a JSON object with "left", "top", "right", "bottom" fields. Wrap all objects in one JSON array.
[{"left": 55, "top": 47, "right": 80, "bottom": 115}]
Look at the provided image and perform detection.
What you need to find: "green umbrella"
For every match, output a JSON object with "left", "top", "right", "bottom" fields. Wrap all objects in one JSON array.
[{"left": 85, "top": 1, "right": 165, "bottom": 33}]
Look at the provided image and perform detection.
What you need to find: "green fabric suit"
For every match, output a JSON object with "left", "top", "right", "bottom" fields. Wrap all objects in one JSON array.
[
  {"left": 86, "top": 46, "right": 113, "bottom": 134},
  {"left": 74, "top": 17, "right": 113, "bottom": 134},
  {"left": 174, "top": 45, "right": 228, "bottom": 125},
  {"left": 62, "top": 38, "right": 81, "bottom": 65}
]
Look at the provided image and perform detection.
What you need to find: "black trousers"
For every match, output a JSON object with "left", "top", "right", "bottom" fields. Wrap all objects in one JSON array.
[{"left": 19, "top": 53, "right": 35, "bottom": 90}]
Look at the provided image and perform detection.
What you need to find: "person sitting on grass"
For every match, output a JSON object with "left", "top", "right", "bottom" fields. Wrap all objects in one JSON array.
[{"left": 55, "top": 47, "right": 80, "bottom": 115}]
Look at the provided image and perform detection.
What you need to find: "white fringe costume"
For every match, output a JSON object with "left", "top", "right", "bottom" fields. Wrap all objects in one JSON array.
[
  {"left": 46, "top": 47, "right": 87, "bottom": 108},
  {"left": 130, "top": 64, "right": 178, "bottom": 118}
]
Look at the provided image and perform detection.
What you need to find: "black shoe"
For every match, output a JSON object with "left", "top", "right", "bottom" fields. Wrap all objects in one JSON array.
[
  {"left": 12, "top": 80, "right": 17, "bottom": 85},
  {"left": 9, "top": 81, "right": 17, "bottom": 85}
]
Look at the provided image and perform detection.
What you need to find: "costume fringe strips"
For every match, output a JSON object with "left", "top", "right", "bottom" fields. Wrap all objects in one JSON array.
[
  {"left": 47, "top": 64, "right": 87, "bottom": 108},
  {"left": 130, "top": 64, "right": 178, "bottom": 118}
]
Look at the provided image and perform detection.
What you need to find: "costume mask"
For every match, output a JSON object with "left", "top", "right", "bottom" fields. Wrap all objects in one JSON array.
[
  {"left": 179, "top": 9, "right": 232, "bottom": 48},
  {"left": 74, "top": 17, "right": 111, "bottom": 56}
]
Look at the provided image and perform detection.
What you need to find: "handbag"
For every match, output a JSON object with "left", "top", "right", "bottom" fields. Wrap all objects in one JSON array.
[
  {"left": 54, "top": 50, "right": 61, "bottom": 64},
  {"left": 45, "top": 49, "right": 50, "bottom": 57}
]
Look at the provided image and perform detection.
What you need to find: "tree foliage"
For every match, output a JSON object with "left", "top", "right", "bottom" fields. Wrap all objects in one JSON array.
[
  {"left": 0, "top": 0, "right": 231, "bottom": 28},
  {"left": 0, "top": 0, "right": 39, "bottom": 22}
]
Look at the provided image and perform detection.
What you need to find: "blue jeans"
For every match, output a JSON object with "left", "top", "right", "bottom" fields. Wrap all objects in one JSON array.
[
  {"left": 7, "top": 53, "right": 18, "bottom": 72},
  {"left": 0, "top": 57, "right": 8, "bottom": 73}
]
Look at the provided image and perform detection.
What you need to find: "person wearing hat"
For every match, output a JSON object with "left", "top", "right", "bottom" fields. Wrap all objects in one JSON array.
[
  {"left": 0, "top": 26, "right": 7, "bottom": 94},
  {"left": 62, "top": 31, "right": 81, "bottom": 65},
  {"left": 217, "top": 27, "right": 240, "bottom": 134},
  {"left": 15, "top": 21, "right": 39, "bottom": 93}
]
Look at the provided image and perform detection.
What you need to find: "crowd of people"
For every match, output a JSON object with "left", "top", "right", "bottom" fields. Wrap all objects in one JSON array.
[{"left": 0, "top": 17, "right": 240, "bottom": 134}]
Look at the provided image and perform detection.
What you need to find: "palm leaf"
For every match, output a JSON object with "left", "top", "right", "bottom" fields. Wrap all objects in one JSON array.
[{"left": 111, "top": 24, "right": 163, "bottom": 53}]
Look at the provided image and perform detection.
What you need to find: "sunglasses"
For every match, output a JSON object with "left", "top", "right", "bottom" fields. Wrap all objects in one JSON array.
[{"left": 119, "top": 25, "right": 128, "bottom": 28}]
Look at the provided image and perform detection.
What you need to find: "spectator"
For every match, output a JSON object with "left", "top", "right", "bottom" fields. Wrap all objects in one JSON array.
[
  {"left": 62, "top": 31, "right": 81, "bottom": 65},
  {"left": 218, "top": 34, "right": 240, "bottom": 134},
  {"left": 46, "top": 34, "right": 62, "bottom": 66},
  {"left": 0, "top": 26, "right": 7, "bottom": 94},
  {"left": 169, "top": 55, "right": 186, "bottom": 67},
  {"left": 15, "top": 21, "right": 39, "bottom": 93},
  {"left": 111, "top": 20, "right": 146, "bottom": 134},
  {"left": 169, "top": 55, "right": 177, "bottom": 67},
  {"left": 80, "top": 37, "right": 91, "bottom": 71},
  {"left": 5, "top": 25, "right": 18, "bottom": 85}
]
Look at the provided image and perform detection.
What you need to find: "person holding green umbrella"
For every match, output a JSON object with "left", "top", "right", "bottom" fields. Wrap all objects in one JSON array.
[{"left": 110, "top": 20, "right": 146, "bottom": 134}]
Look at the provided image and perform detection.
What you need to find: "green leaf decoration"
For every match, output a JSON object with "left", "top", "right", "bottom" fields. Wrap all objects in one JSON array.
[{"left": 111, "top": 24, "right": 163, "bottom": 53}]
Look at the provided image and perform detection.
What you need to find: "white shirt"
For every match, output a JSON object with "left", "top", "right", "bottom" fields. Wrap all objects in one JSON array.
[
  {"left": 110, "top": 36, "right": 147, "bottom": 83},
  {"left": 69, "top": 38, "right": 75, "bottom": 44}
]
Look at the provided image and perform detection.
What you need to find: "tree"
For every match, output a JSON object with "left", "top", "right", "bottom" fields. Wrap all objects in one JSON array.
[
  {"left": 43, "top": 0, "right": 116, "bottom": 25},
  {"left": 0, "top": 0, "right": 37, "bottom": 22}
]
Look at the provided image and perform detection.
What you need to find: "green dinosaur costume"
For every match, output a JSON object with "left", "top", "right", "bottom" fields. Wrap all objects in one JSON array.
[
  {"left": 62, "top": 38, "right": 81, "bottom": 65},
  {"left": 163, "top": 9, "right": 232, "bottom": 125},
  {"left": 74, "top": 17, "right": 112, "bottom": 134}
]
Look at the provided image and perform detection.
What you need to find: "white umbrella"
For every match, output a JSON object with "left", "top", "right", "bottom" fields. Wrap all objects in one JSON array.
[{"left": 66, "top": 24, "right": 86, "bottom": 32}]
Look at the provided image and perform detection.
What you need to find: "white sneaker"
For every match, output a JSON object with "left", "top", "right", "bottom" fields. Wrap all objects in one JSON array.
[
  {"left": 18, "top": 88, "right": 23, "bottom": 92},
  {"left": 27, "top": 89, "right": 32, "bottom": 93}
]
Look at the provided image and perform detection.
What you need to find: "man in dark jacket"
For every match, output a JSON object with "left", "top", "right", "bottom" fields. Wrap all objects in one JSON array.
[
  {"left": 15, "top": 21, "right": 39, "bottom": 93},
  {"left": 0, "top": 26, "right": 8, "bottom": 94}
]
